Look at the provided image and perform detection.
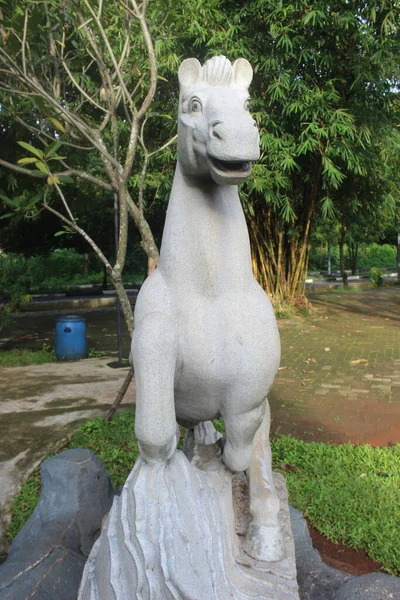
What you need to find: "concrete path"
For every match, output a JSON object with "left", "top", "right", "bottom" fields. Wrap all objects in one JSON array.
[{"left": 0, "top": 358, "right": 134, "bottom": 554}]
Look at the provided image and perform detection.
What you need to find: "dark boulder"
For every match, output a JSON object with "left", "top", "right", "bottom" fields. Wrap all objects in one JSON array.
[{"left": 0, "top": 449, "right": 114, "bottom": 600}]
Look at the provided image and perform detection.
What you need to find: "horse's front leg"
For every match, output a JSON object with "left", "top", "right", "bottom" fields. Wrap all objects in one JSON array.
[
  {"left": 245, "top": 400, "right": 284, "bottom": 562},
  {"left": 132, "top": 312, "right": 179, "bottom": 464}
]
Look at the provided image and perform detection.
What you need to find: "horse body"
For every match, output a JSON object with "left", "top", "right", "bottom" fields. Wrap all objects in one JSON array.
[
  {"left": 132, "top": 56, "right": 284, "bottom": 561},
  {"left": 135, "top": 162, "right": 280, "bottom": 427}
]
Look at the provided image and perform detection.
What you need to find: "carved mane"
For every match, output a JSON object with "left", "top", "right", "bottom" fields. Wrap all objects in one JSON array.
[
  {"left": 202, "top": 56, "right": 234, "bottom": 87},
  {"left": 178, "top": 55, "right": 253, "bottom": 98}
]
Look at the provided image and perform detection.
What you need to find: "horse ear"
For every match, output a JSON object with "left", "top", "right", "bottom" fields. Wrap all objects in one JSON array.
[
  {"left": 178, "top": 58, "right": 202, "bottom": 88},
  {"left": 232, "top": 58, "right": 253, "bottom": 88}
]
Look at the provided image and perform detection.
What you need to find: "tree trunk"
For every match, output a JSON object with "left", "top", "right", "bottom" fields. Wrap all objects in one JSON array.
[
  {"left": 327, "top": 240, "right": 331, "bottom": 275},
  {"left": 397, "top": 217, "right": 400, "bottom": 285},
  {"left": 339, "top": 227, "right": 348, "bottom": 288},
  {"left": 348, "top": 241, "right": 358, "bottom": 275}
]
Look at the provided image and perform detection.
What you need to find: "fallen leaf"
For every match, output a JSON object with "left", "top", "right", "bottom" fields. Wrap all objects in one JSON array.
[
  {"left": 359, "top": 473, "right": 367, "bottom": 478},
  {"left": 324, "top": 347, "right": 330, "bottom": 352},
  {"left": 280, "top": 464, "right": 297, "bottom": 472},
  {"left": 350, "top": 359, "right": 368, "bottom": 365}
]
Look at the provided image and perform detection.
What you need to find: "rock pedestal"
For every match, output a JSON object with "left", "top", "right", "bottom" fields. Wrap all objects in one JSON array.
[
  {"left": 78, "top": 424, "right": 299, "bottom": 600},
  {"left": 0, "top": 449, "right": 114, "bottom": 600}
]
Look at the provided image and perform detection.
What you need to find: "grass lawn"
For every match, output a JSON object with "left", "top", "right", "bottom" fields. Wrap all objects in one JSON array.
[{"left": 7, "top": 411, "right": 400, "bottom": 576}]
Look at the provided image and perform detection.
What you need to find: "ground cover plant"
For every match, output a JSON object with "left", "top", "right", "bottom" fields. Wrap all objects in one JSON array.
[
  {"left": 0, "top": 347, "right": 57, "bottom": 367},
  {"left": 7, "top": 411, "right": 400, "bottom": 576}
]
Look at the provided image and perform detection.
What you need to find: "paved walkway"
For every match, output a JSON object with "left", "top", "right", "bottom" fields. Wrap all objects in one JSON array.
[
  {"left": 0, "top": 358, "right": 134, "bottom": 554},
  {"left": 272, "top": 288, "right": 400, "bottom": 445},
  {"left": 0, "top": 286, "right": 399, "bottom": 553}
]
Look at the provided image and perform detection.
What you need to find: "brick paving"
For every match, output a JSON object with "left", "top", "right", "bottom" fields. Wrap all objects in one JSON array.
[{"left": 270, "top": 287, "right": 400, "bottom": 445}]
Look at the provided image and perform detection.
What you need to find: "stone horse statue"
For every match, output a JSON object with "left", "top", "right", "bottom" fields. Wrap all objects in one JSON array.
[
  {"left": 132, "top": 55, "right": 283, "bottom": 563},
  {"left": 79, "top": 56, "right": 299, "bottom": 600}
]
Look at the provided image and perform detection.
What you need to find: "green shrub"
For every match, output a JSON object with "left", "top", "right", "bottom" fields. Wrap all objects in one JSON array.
[
  {"left": 370, "top": 266, "right": 385, "bottom": 287},
  {"left": 309, "top": 243, "right": 396, "bottom": 273},
  {"left": 28, "top": 249, "right": 85, "bottom": 282},
  {"left": 358, "top": 244, "right": 396, "bottom": 270},
  {"left": 0, "top": 253, "right": 32, "bottom": 330}
]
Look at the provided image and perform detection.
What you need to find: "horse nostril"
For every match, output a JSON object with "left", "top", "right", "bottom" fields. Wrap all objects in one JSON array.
[{"left": 210, "top": 120, "right": 223, "bottom": 140}]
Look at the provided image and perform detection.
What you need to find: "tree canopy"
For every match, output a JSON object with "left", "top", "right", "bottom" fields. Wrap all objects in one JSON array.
[{"left": 1, "top": 0, "right": 399, "bottom": 308}]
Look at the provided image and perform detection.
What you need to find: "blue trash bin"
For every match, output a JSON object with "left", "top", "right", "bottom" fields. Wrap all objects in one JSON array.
[{"left": 55, "top": 315, "right": 88, "bottom": 361}]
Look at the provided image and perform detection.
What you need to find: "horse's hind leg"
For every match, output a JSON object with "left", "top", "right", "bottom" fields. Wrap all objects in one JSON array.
[
  {"left": 132, "top": 312, "right": 179, "bottom": 464},
  {"left": 245, "top": 400, "right": 284, "bottom": 562}
]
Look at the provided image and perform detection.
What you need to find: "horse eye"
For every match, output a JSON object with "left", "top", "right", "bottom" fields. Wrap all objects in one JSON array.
[
  {"left": 244, "top": 98, "right": 251, "bottom": 111},
  {"left": 191, "top": 99, "right": 202, "bottom": 113}
]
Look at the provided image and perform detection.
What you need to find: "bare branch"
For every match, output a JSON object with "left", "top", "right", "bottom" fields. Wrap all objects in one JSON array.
[
  {"left": 50, "top": 175, "right": 75, "bottom": 221},
  {"left": 133, "top": 4, "right": 157, "bottom": 120},
  {"left": 61, "top": 59, "right": 108, "bottom": 113},
  {"left": 99, "top": 111, "right": 112, "bottom": 132},
  {"left": 0, "top": 158, "right": 114, "bottom": 192},
  {"left": 55, "top": 169, "right": 114, "bottom": 191},
  {"left": 148, "top": 134, "right": 177, "bottom": 159},
  {"left": 0, "top": 84, "right": 38, "bottom": 97},
  {"left": 116, "top": 23, "right": 132, "bottom": 74},
  {"left": 43, "top": 190, "right": 112, "bottom": 271},
  {"left": 0, "top": 158, "right": 46, "bottom": 179},
  {"left": 22, "top": 9, "right": 28, "bottom": 76},
  {"left": 83, "top": 0, "right": 134, "bottom": 107}
]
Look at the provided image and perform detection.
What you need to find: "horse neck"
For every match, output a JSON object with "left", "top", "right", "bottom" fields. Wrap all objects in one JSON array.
[{"left": 159, "top": 162, "right": 253, "bottom": 295}]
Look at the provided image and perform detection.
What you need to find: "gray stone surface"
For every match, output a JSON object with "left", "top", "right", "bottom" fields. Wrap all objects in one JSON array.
[
  {"left": 0, "top": 449, "right": 114, "bottom": 600},
  {"left": 290, "top": 507, "right": 350, "bottom": 600},
  {"left": 79, "top": 424, "right": 299, "bottom": 600},
  {"left": 290, "top": 507, "right": 400, "bottom": 600},
  {"left": 336, "top": 573, "right": 400, "bottom": 600}
]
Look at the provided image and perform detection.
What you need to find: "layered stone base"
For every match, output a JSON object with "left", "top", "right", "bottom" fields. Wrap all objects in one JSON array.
[{"left": 78, "top": 426, "right": 299, "bottom": 600}]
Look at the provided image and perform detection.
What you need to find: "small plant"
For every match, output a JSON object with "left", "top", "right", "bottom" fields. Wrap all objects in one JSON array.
[
  {"left": 88, "top": 347, "right": 104, "bottom": 358},
  {"left": 370, "top": 266, "right": 385, "bottom": 287},
  {"left": 0, "top": 347, "right": 57, "bottom": 367}
]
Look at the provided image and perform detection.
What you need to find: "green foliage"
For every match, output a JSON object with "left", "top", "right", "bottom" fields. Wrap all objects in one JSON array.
[
  {"left": 88, "top": 348, "right": 104, "bottom": 358},
  {"left": 0, "top": 347, "right": 57, "bottom": 367},
  {"left": 309, "top": 243, "right": 397, "bottom": 272},
  {"left": 28, "top": 249, "right": 86, "bottom": 282},
  {"left": 0, "top": 253, "right": 32, "bottom": 330},
  {"left": 68, "top": 412, "right": 139, "bottom": 489},
  {"left": 370, "top": 266, "right": 385, "bottom": 287},
  {"left": 360, "top": 244, "right": 397, "bottom": 269},
  {"left": 271, "top": 437, "right": 400, "bottom": 575},
  {"left": 7, "top": 468, "right": 41, "bottom": 540},
  {"left": 209, "top": 0, "right": 400, "bottom": 301}
]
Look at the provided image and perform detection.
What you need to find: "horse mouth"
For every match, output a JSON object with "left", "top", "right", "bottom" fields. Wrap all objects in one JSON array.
[{"left": 208, "top": 155, "right": 251, "bottom": 176}]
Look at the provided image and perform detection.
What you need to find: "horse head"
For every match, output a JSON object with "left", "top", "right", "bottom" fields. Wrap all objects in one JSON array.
[{"left": 177, "top": 55, "right": 260, "bottom": 185}]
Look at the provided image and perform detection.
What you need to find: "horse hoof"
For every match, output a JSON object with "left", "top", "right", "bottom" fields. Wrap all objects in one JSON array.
[{"left": 245, "top": 523, "right": 284, "bottom": 562}]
